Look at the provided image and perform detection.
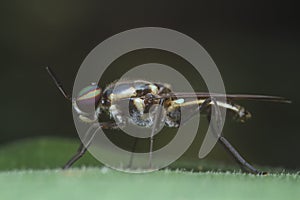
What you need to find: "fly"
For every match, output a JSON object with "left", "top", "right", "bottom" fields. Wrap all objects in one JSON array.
[{"left": 46, "top": 67, "right": 290, "bottom": 174}]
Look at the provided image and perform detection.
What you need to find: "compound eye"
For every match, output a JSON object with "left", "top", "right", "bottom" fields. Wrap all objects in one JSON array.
[{"left": 76, "top": 84, "right": 101, "bottom": 113}]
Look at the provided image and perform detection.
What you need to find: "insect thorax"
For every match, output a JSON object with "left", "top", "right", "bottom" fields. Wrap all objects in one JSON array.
[{"left": 98, "top": 80, "right": 181, "bottom": 128}]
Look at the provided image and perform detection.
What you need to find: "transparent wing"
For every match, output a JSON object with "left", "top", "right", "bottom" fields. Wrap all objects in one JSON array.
[
  {"left": 119, "top": 92, "right": 291, "bottom": 103},
  {"left": 170, "top": 92, "right": 291, "bottom": 103}
]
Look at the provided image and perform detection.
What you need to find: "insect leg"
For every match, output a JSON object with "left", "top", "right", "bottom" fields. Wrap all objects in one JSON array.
[
  {"left": 218, "top": 136, "right": 266, "bottom": 175},
  {"left": 177, "top": 97, "right": 265, "bottom": 174},
  {"left": 177, "top": 98, "right": 251, "bottom": 125},
  {"left": 127, "top": 138, "right": 139, "bottom": 168},
  {"left": 148, "top": 98, "right": 165, "bottom": 168},
  {"left": 179, "top": 97, "right": 217, "bottom": 127},
  {"left": 205, "top": 99, "right": 266, "bottom": 175},
  {"left": 63, "top": 122, "right": 117, "bottom": 169},
  {"left": 62, "top": 123, "right": 99, "bottom": 169},
  {"left": 62, "top": 143, "right": 87, "bottom": 169}
]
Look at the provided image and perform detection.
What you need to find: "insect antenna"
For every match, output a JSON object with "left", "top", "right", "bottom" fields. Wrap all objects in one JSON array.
[{"left": 45, "top": 67, "right": 71, "bottom": 101}]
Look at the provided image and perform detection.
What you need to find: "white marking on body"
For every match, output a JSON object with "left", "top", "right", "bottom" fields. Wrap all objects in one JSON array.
[
  {"left": 167, "top": 98, "right": 185, "bottom": 112},
  {"left": 173, "top": 98, "right": 185, "bottom": 104},
  {"left": 109, "top": 105, "right": 119, "bottom": 118},
  {"left": 149, "top": 84, "right": 158, "bottom": 95},
  {"left": 109, "top": 104, "right": 126, "bottom": 125},
  {"left": 109, "top": 87, "right": 137, "bottom": 102},
  {"left": 133, "top": 98, "right": 145, "bottom": 114}
]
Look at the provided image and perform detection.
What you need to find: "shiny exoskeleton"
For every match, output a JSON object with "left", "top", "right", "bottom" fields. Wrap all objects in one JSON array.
[
  {"left": 74, "top": 79, "right": 252, "bottom": 128},
  {"left": 99, "top": 80, "right": 180, "bottom": 128},
  {"left": 46, "top": 67, "right": 290, "bottom": 174}
]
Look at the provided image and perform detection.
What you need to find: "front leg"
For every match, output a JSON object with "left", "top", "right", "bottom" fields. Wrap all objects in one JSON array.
[
  {"left": 63, "top": 122, "right": 117, "bottom": 169},
  {"left": 148, "top": 98, "right": 165, "bottom": 168}
]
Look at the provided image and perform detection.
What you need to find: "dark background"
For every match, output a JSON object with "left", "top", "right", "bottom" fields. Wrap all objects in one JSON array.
[{"left": 0, "top": 0, "right": 299, "bottom": 169}]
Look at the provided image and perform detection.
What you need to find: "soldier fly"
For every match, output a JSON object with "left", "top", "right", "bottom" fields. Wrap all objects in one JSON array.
[{"left": 46, "top": 67, "right": 290, "bottom": 174}]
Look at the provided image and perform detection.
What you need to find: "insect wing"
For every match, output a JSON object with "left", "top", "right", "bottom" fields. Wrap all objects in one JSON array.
[{"left": 170, "top": 92, "right": 291, "bottom": 103}]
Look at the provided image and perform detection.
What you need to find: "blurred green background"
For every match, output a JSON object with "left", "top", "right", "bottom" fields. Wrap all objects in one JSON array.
[{"left": 0, "top": 0, "right": 299, "bottom": 171}]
